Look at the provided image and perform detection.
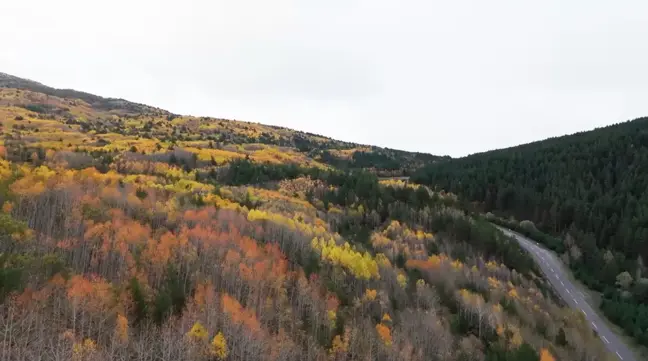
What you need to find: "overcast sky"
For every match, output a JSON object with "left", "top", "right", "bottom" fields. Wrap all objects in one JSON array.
[{"left": 1, "top": 1, "right": 647, "bottom": 157}]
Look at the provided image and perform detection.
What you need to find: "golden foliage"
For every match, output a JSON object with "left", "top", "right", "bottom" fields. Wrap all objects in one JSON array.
[
  {"left": 508, "top": 288, "right": 519, "bottom": 299},
  {"left": 72, "top": 338, "right": 97, "bottom": 360},
  {"left": 375, "top": 253, "right": 391, "bottom": 267},
  {"left": 486, "top": 260, "right": 499, "bottom": 271},
  {"left": 330, "top": 334, "right": 348, "bottom": 357},
  {"left": 507, "top": 326, "right": 523, "bottom": 348},
  {"left": 396, "top": 273, "right": 407, "bottom": 289},
  {"left": 210, "top": 331, "right": 229, "bottom": 360},
  {"left": 311, "top": 237, "right": 379, "bottom": 280},
  {"left": 115, "top": 313, "right": 129, "bottom": 343},
  {"left": 382, "top": 313, "right": 392, "bottom": 323},
  {"left": 0, "top": 158, "right": 12, "bottom": 181},
  {"left": 187, "top": 321, "right": 209, "bottom": 342},
  {"left": 378, "top": 178, "right": 422, "bottom": 190},
  {"left": 328, "top": 310, "right": 337, "bottom": 329},
  {"left": 248, "top": 209, "right": 328, "bottom": 239},
  {"left": 370, "top": 233, "right": 391, "bottom": 247},
  {"left": 488, "top": 276, "right": 501, "bottom": 289},
  {"left": 364, "top": 288, "right": 377, "bottom": 301}
]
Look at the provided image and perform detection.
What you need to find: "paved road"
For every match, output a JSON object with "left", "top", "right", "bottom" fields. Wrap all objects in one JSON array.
[{"left": 497, "top": 226, "right": 636, "bottom": 361}]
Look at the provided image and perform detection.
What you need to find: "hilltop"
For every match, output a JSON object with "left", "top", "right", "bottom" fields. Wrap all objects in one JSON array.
[
  {"left": 0, "top": 73, "right": 609, "bottom": 361},
  {"left": 0, "top": 72, "right": 446, "bottom": 177}
]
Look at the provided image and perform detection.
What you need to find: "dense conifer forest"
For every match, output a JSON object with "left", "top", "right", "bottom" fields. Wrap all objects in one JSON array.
[{"left": 413, "top": 117, "right": 648, "bottom": 347}]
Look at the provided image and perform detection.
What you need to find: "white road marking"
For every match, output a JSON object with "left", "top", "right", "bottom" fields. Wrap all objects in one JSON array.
[{"left": 507, "top": 229, "right": 631, "bottom": 361}]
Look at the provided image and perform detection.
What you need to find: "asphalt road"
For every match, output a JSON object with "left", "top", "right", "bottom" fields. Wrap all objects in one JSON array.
[{"left": 497, "top": 226, "right": 636, "bottom": 361}]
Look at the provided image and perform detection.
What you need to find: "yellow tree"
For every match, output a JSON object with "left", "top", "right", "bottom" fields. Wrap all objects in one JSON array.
[
  {"left": 329, "top": 327, "right": 350, "bottom": 359},
  {"left": 187, "top": 321, "right": 209, "bottom": 342},
  {"left": 114, "top": 313, "right": 129, "bottom": 344},
  {"left": 210, "top": 331, "right": 229, "bottom": 360},
  {"left": 72, "top": 338, "right": 97, "bottom": 361}
]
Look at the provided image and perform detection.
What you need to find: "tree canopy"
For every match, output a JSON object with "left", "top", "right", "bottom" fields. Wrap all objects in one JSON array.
[{"left": 413, "top": 116, "right": 648, "bottom": 346}]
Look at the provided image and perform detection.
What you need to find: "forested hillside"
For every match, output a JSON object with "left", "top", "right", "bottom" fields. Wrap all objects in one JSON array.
[
  {"left": 0, "top": 73, "right": 610, "bottom": 361},
  {"left": 412, "top": 117, "right": 648, "bottom": 347},
  {"left": 0, "top": 72, "right": 446, "bottom": 177}
]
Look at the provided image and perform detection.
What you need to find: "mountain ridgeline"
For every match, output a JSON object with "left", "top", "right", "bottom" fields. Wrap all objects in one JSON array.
[
  {"left": 0, "top": 72, "right": 447, "bottom": 177},
  {"left": 412, "top": 116, "right": 648, "bottom": 347}
]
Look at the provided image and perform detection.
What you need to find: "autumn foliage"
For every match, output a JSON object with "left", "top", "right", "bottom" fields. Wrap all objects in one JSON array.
[{"left": 0, "top": 80, "right": 612, "bottom": 361}]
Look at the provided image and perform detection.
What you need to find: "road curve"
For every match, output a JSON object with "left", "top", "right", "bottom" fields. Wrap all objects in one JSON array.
[{"left": 497, "top": 226, "right": 636, "bottom": 361}]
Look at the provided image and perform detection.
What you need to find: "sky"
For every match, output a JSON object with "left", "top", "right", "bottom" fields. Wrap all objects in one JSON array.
[{"left": 1, "top": 1, "right": 647, "bottom": 157}]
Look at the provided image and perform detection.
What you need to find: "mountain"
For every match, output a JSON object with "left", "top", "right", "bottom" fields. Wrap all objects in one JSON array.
[
  {"left": 0, "top": 73, "right": 608, "bottom": 361},
  {"left": 412, "top": 117, "right": 648, "bottom": 348},
  {"left": 0, "top": 71, "right": 166, "bottom": 115},
  {"left": 0, "top": 72, "right": 447, "bottom": 177}
]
